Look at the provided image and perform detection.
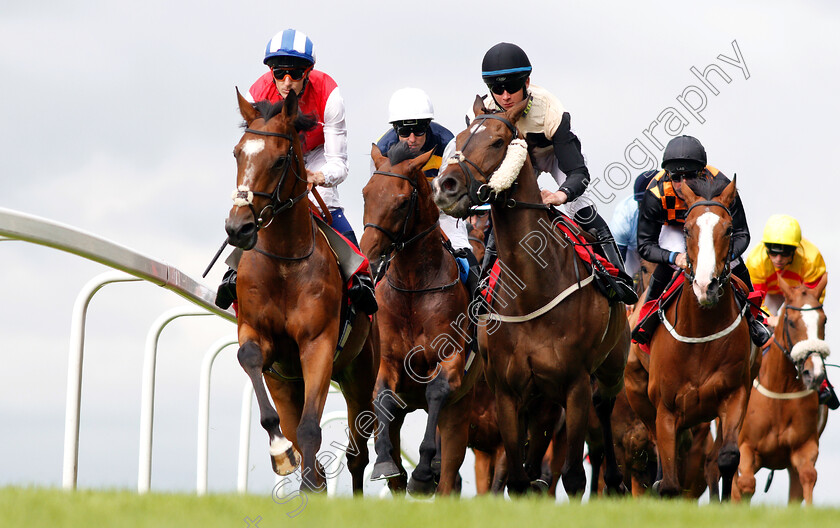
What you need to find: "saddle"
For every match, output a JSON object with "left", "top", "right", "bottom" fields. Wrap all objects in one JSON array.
[
  {"left": 480, "top": 212, "right": 625, "bottom": 305},
  {"left": 631, "top": 272, "right": 765, "bottom": 354}
]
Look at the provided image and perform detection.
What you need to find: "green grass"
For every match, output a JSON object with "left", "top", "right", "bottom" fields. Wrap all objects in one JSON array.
[{"left": 1, "top": 487, "right": 838, "bottom": 528}]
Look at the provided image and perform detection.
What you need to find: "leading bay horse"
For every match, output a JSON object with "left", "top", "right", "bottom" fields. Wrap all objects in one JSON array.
[
  {"left": 624, "top": 178, "right": 753, "bottom": 499},
  {"left": 224, "top": 89, "right": 378, "bottom": 493},
  {"left": 431, "top": 96, "right": 630, "bottom": 497},
  {"left": 361, "top": 143, "right": 479, "bottom": 495},
  {"left": 734, "top": 275, "right": 829, "bottom": 504}
]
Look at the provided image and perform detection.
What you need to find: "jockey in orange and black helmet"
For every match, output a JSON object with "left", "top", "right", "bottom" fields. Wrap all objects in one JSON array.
[{"left": 636, "top": 135, "right": 769, "bottom": 346}]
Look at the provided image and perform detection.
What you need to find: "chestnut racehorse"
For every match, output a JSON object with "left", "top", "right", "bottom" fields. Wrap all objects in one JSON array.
[
  {"left": 432, "top": 97, "right": 630, "bottom": 497},
  {"left": 734, "top": 275, "right": 829, "bottom": 504},
  {"left": 361, "top": 143, "right": 480, "bottom": 496},
  {"left": 624, "top": 178, "right": 753, "bottom": 499},
  {"left": 224, "top": 89, "right": 377, "bottom": 493}
]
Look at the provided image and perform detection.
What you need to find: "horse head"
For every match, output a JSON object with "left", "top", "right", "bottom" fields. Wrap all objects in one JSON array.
[
  {"left": 225, "top": 88, "right": 312, "bottom": 250},
  {"left": 361, "top": 143, "right": 435, "bottom": 277},
  {"left": 432, "top": 96, "right": 530, "bottom": 218},
  {"left": 777, "top": 274, "right": 830, "bottom": 390},
  {"left": 681, "top": 177, "right": 738, "bottom": 306}
]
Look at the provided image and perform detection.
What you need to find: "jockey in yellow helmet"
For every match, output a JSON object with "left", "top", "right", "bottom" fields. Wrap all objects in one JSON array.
[{"left": 746, "top": 214, "right": 827, "bottom": 325}]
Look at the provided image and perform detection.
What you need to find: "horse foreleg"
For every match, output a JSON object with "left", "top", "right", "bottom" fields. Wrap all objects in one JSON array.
[
  {"left": 490, "top": 446, "right": 508, "bottom": 494},
  {"left": 436, "top": 394, "right": 470, "bottom": 496},
  {"left": 496, "top": 390, "right": 529, "bottom": 495},
  {"left": 407, "top": 372, "right": 451, "bottom": 496},
  {"left": 734, "top": 441, "right": 757, "bottom": 503},
  {"left": 716, "top": 387, "right": 748, "bottom": 501},
  {"left": 561, "top": 373, "right": 593, "bottom": 500},
  {"left": 474, "top": 449, "right": 493, "bottom": 495},
  {"left": 237, "top": 340, "right": 301, "bottom": 476},
  {"left": 337, "top": 338, "right": 378, "bottom": 495},
  {"left": 653, "top": 408, "right": 680, "bottom": 498},
  {"left": 523, "top": 402, "right": 558, "bottom": 492},
  {"left": 296, "top": 338, "right": 336, "bottom": 493},
  {"left": 791, "top": 440, "right": 819, "bottom": 505},
  {"left": 593, "top": 388, "right": 627, "bottom": 495},
  {"left": 370, "top": 376, "right": 405, "bottom": 481}
]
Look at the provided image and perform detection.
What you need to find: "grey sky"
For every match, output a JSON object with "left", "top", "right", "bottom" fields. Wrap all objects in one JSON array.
[{"left": 2, "top": 0, "right": 839, "bottom": 504}]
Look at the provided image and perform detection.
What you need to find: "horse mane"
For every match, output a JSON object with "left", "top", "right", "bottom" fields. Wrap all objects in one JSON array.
[
  {"left": 243, "top": 100, "right": 318, "bottom": 133},
  {"left": 386, "top": 141, "right": 421, "bottom": 166},
  {"left": 686, "top": 176, "right": 729, "bottom": 201}
]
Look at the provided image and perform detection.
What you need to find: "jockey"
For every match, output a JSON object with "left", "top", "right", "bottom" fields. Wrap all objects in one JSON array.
[
  {"left": 374, "top": 88, "right": 479, "bottom": 286},
  {"left": 746, "top": 215, "right": 827, "bottom": 325},
  {"left": 215, "top": 29, "right": 376, "bottom": 315},
  {"left": 478, "top": 42, "right": 637, "bottom": 304},
  {"left": 609, "top": 169, "right": 658, "bottom": 278},
  {"left": 636, "top": 135, "right": 770, "bottom": 346}
]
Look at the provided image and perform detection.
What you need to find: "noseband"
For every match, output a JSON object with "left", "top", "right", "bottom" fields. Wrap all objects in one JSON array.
[
  {"left": 233, "top": 128, "right": 310, "bottom": 230},
  {"left": 363, "top": 170, "right": 440, "bottom": 276},
  {"left": 683, "top": 200, "right": 734, "bottom": 287},
  {"left": 448, "top": 113, "right": 521, "bottom": 206}
]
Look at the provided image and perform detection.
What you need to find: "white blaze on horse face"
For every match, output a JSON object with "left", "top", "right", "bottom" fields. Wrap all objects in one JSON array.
[
  {"left": 240, "top": 139, "right": 265, "bottom": 189},
  {"left": 692, "top": 212, "right": 720, "bottom": 302},
  {"left": 801, "top": 305, "right": 826, "bottom": 378},
  {"left": 470, "top": 124, "right": 486, "bottom": 135}
]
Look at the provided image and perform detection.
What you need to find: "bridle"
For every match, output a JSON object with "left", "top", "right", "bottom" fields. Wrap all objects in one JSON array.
[
  {"left": 233, "top": 127, "right": 316, "bottom": 261},
  {"left": 682, "top": 199, "right": 734, "bottom": 290},
  {"left": 363, "top": 170, "right": 440, "bottom": 280},
  {"left": 448, "top": 112, "right": 548, "bottom": 210},
  {"left": 235, "top": 128, "right": 311, "bottom": 230},
  {"left": 773, "top": 303, "right": 826, "bottom": 379}
]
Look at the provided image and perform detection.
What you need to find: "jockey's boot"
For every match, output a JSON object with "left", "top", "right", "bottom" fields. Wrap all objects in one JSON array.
[
  {"left": 819, "top": 379, "right": 840, "bottom": 410},
  {"left": 578, "top": 210, "right": 638, "bottom": 305},
  {"left": 214, "top": 268, "right": 237, "bottom": 310},
  {"left": 349, "top": 273, "right": 378, "bottom": 316},
  {"left": 745, "top": 310, "right": 771, "bottom": 348}
]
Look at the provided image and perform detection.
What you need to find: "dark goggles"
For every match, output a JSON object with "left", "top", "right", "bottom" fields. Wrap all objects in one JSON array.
[
  {"left": 668, "top": 170, "right": 700, "bottom": 182},
  {"left": 272, "top": 66, "right": 310, "bottom": 81},
  {"left": 765, "top": 243, "right": 796, "bottom": 257},
  {"left": 394, "top": 122, "right": 428, "bottom": 138},
  {"left": 486, "top": 77, "right": 528, "bottom": 95}
]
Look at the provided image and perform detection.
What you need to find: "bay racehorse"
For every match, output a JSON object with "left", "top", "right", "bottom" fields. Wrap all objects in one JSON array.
[
  {"left": 734, "top": 274, "right": 829, "bottom": 504},
  {"left": 224, "top": 89, "right": 378, "bottom": 493},
  {"left": 625, "top": 178, "right": 753, "bottom": 499},
  {"left": 431, "top": 96, "right": 630, "bottom": 497},
  {"left": 361, "top": 143, "right": 480, "bottom": 495}
]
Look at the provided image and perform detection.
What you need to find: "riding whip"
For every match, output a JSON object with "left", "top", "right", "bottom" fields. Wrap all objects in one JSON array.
[{"left": 202, "top": 238, "right": 229, "bottom": 278}]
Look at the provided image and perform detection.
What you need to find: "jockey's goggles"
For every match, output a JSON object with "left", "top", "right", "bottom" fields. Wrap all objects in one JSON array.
[
  {"left": 486, "top": 77, "right": 528, "bottom": 95},
  {"left": 272, "top": 66, "right": 311, "bottom": 82},
  {"left": 668, "top": 170, "right": 700, "bottom": 182},
  {"left": 394, "top": 121, "right": 428, "bottom": 138},
  {"left": 765, "top": 243, "right": 796, "bottom": 257}
]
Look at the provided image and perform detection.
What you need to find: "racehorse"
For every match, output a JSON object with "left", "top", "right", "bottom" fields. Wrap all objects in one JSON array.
[
  {"left": 624, "top": 178, "right": 753, "bottom": 499},
  {"left": 734, "top": 275, "right": 829, "bottom": 505},
  {"left": 431, "top": 96, "right": 630, "bottom": 497},
  {"left": 361, "top": 143, "right": 479, "bottom": 496},
  {"left": 466, "top": 210, "right": 491, "bottom": 264},
  {"left": 224, "top": 89, "right": 378, "bottom": 493}
]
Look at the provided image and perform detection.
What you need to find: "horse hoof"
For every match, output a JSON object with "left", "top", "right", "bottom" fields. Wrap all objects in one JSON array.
[
  {"left": 269, "top": 438, "right": 301, "bottom": 476},
  {"left": 529, "top": 479, "right": 550, "bottom": 494},
  {"left": 651, "top": 480, "right": 661, "bottom": 497},
  {"left": 370, "top": 460, "right": 402, "bottom": 481},
  {"left": 605, "top": 482, "right": 628, "bottom": 496},
  {"left": 407, "top": 475, "right": 436, "bottom": 497}
]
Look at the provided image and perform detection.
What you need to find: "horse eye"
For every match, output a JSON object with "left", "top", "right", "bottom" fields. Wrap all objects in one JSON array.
[
  {"left": 492, "top": 139, "right": 504, "bottom": 149},
  {"left": 683, "top": 227, "right": 690, "bottom": 237},
  {"left": 725, "top": 226, "right": 733, "bottom": 236},
  {"left": 272, "top": 156, "right": 287, "bottom": 168}
]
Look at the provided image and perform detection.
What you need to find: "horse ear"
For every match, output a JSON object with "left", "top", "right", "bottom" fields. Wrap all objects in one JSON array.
[
  {"left": 408, "top": 148, "right": 435, "bottom": 174},
  {"left": 505, "top": 97, "right": 530, "bottom": 125},
  {"left": 777, "top": 272, "right": 796, "bottom": 302},
  {"left": 717, "top": 175, "right": 738, "bottom": 209},
  {"left": 236, "top": 87, "right": 258, "bottom": 125},
  {"left": 813, "top": 273, "right": 828, "bottom": 300},
  {"left": 680, "top": 178, "right": 699, "bottom": 207},
  {"left": 371, "top": 143, "right": 387, "bottom": 169},
  {"left": 473, "top": 95, "right": 489, "bottom": 117},
  {"left": 282, "top": 89, "right": 299, "bottom": 119}
]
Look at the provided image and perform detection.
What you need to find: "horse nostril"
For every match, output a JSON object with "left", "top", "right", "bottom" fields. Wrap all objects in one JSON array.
[{"left": 441, "top": 177, "right": 457, "bottom": 192}]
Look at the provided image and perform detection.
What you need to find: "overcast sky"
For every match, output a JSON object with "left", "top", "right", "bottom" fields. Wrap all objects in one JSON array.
[{"left": 2, "top": 0, "right": 840, "bottom": 505}]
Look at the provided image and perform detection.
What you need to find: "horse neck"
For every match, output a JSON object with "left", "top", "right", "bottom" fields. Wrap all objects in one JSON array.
[
  {"left": 258, "top": 157, "right": 313, "bottom": 255},
  {"left": 760, "top": 314, "right": 807, "bottom": 391},
  {"left": 390, "top": 180, "right": 453, "bottom": 285},
  {"left": 490, "top": 162, "right": 571, "bottom": 278},
  {"left": 676, "top": 276, "right": 740, "bottom": 333}
]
